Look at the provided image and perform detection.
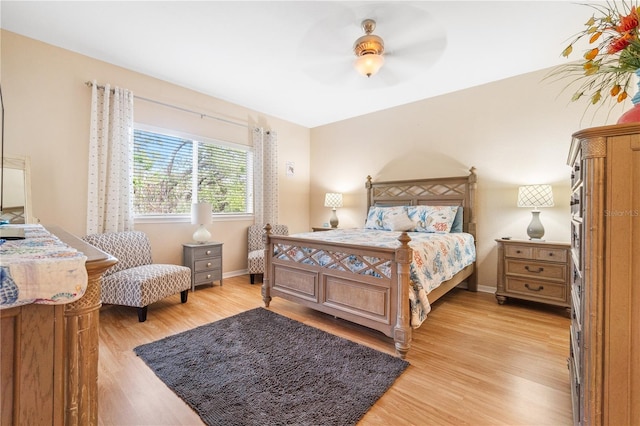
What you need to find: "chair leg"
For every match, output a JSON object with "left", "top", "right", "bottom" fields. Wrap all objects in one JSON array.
[
  {"left": 181, "top": 289, "right": 188, "bottom": 303},
  {"left": 137, "top": 306, "right": 148, "bottom": 322},
  {"left": 250, "top": 273, "right": 255, "bottom": 284}
]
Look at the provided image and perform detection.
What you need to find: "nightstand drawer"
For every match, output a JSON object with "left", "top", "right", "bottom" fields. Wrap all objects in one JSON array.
[
  {"left": 534, "top": 247, "right": 567, "bottom": 263},
  {"left": 195, "top": 269, "right": 221, "bottom": 285},
  {"left": 192, "top": 245, "right": 222, "bottom": 259},
  {"left": 194, "top": 258, "right": 222, "bottom": 272},
  {"left": 504, "top": 245, "right": 533, "bottom": 259},
  {"left": 505, "top": 259, "right": 566, "bottom": 281},
  {"left": 505, "top": 277, "right": 568, "bottom": 303}
]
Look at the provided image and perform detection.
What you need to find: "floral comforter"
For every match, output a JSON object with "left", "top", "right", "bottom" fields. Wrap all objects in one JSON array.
[
  {"left": 0, "top": 224, "right": 88, "bottom": 309},
  {"left": 281, "top": 228, "right": 476, "bottom": 327}
]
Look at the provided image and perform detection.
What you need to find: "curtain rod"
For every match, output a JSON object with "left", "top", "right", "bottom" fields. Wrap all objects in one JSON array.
[{"left": 85, "top": 81, "right": 249, "bottom": 129}]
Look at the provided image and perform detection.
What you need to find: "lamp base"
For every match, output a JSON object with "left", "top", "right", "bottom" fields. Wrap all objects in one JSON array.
[
  {"left": 329, "top": 209, "right": 339, "bottom": 228},
  {"left": 193, "top": 225, "right": 211, "bottom": 244},
  {"left": 526, "top": 210, "right": 545, "bottom": 240}
]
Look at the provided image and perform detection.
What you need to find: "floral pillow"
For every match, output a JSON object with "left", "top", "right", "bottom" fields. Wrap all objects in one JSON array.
[
  {"left": 450, "top": 206, "right": 464, "bottom": 233},
  {"left": 364, "top": 206, "right": 412, "bottom": 231},
  {"left": 407, "top": 205, "right": 459, "bottom": 233}
]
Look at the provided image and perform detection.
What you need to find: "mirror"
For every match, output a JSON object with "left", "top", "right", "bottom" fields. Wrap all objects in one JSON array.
[{"left": 1, "top": 155, "right": 33, "bottom": 224}]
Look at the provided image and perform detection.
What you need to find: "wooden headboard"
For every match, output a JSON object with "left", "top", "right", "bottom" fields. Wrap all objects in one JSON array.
[{"left": 365, "top": 167, "right": 477, "bottom": 238}]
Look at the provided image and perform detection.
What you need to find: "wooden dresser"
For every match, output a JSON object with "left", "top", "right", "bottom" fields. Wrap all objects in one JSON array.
[
  {"left": 567, "top": 123, "right": 640, "bottom": 425},
  {"left": 1, "top": 227, "right": 116, "bottom": 425}
]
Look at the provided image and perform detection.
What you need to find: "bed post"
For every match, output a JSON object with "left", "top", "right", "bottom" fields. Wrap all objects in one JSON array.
[
  {"left": 394, "top": 232, "right": 413, "bottom": 359},
  {"left": 467, "top": 167, "right": 478, "bottom": 292},
  {"left": 262, "top": 224, "right": 272, "bottom": 307},
  {"left": 365, "top": 175, "right": 373, "bottom": 208}
]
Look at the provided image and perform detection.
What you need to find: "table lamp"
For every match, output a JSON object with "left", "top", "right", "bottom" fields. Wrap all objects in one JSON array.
[
  {"left": 517, "top": 185, "right": 554, "bottom": 240},
  {"left": 191, "top": 202, "right": 212, "bottom": 243},
  {"left": 324, "top": 193, "right": 343, "bottom": 228}
]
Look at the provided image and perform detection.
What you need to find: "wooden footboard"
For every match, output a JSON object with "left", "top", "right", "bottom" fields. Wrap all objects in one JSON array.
[{"left": 262, "top": 228, "right": 414, "bottom": 357}]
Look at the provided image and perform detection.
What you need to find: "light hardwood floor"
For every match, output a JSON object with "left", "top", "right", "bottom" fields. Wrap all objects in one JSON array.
[{"left": 98, "top": 275, "right": 572, "bottom": 425}]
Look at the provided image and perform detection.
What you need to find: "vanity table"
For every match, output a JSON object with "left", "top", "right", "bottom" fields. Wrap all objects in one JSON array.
[{"left": 1, "top": 225, "right": 116, "bottom": 425}]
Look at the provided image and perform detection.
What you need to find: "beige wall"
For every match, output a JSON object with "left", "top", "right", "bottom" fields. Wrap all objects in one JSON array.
[
  {"left": 309, "top": 69, "right": 622, "bottom": 289},
  {"left": 3, "top": 29, "right": 626, "bottom": 289},
  {"left": 2, "top": 30, "right": 310, "bottom": 274}
]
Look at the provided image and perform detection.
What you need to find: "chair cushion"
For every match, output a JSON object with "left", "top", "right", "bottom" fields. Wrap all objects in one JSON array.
[
  {"left": 248, "top": 249, "right": 265, "bottom": 274},
  {"left": 101, "top": 264, "right": 191, "bottom": 308}
]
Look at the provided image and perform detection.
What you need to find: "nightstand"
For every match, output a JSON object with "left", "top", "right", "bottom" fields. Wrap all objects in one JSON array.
[
  {"left": 182, "top": 242, "right": 223, "bottom": 291},
  {"left": 312, "top": 227, "right": 335, "bottom": 232},
  {"left": 495, "top": 238, "right": 570, "bottom": 315}
]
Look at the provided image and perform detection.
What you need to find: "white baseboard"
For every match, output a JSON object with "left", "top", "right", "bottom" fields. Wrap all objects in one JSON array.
[
  {"left": 477, "top": 284, "right": 496, "bottom": 294},
  {"left": 223, "top": 269, "right": 250, "bottom": 279}
]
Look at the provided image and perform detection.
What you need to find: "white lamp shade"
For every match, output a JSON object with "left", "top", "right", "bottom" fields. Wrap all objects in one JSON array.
[
  {"left": 191, "top": 202, "right": 212, "bottom": 225},
  {"left": 324, "top": 193, "right": 343, "bottom": 208},
  {"left": 354, "top": 54, "right": 384, "bottom": 77},
  {"left": 517, "top": 185, "right": 554, "bottom": 208}
]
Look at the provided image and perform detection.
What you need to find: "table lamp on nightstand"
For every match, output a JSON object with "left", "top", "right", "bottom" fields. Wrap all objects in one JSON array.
[
  {"left": 324, "top": 192, "right": 343, "bottom": 228},
  {"left": 517, "top": 184, "right": 554, "bottom": 240},
  {"left": 191, "top": 202, "right": 212, "bottom": 244}
]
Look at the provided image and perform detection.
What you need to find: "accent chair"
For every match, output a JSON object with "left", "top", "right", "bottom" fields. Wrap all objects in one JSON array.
[
  {"left": 83, "top": 231, "right": 191, "bottom": 322},
  {"left": 247, "top": 224, "right": 288, "bottom": 284}
]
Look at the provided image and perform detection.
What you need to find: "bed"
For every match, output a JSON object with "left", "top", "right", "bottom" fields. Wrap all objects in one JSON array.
[{"left": 262, "top": 168, "right": 477, "bottom": 358}]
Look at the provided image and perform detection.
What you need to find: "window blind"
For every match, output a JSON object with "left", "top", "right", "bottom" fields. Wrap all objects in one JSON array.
[{"left": 133, "top": 128, "right": 252, "bottom": 215}]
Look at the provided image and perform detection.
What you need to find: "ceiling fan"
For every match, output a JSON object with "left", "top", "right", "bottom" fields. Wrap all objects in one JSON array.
[
  {"left": 298, "top": 2, "right": 447, "bottom": 88},
  {"left": 353, "top": 19, "right": 385, "bottom": 78}
]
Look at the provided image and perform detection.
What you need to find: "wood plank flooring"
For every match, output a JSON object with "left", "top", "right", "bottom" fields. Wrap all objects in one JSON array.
[{"left": 98, "top": 275, "right": 572, "bottom": 425}]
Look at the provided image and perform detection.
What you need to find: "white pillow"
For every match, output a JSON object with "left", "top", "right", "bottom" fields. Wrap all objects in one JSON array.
[{"left": 385, "top": 211, "right": 415, "bottom": 231}]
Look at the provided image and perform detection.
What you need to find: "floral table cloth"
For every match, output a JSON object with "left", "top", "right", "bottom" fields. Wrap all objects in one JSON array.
[{"left": 0, "top": 224, "right": 88, "bottom": 309}]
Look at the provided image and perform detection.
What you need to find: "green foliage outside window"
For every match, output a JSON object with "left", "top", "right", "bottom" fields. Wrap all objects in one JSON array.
[{"left": 133, "top": 128, "right": 252, "bottom": 215}]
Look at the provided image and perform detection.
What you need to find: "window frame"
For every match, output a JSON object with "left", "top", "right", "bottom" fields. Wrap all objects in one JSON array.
[{"left": 133, "top": 123, "right": 254, "bottom": 223}]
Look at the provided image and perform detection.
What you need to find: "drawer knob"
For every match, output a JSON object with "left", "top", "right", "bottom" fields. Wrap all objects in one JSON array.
[
  {"left": 516, "top": 250, "right": 522, "bottom": 254},
  {"left": 206, "top": 250, "right": 212, "bottom": 255},
  {"left": 207, "top": 262, "right": 212, "bottom": 267},
  {"left": 207, "top": 274, "right": 211, "bottom": 279},
  {"left": 525, "top": 283, "right": 544, "bottom": 292},
  {"left": 525, "top": 266, "right": 544, "bottom": 273}
]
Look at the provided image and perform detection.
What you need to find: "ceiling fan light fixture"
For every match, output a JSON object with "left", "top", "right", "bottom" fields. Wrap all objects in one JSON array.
[
  {"left": 353, "top": 19, "right": 385, "bottom": 78},
  {"left": 354, "top": 53, "right": 385, "bottom": 78}
]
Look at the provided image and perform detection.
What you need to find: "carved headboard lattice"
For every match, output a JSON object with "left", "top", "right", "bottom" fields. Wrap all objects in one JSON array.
[{"left": 365, "top": 167, "right": 477, "bottom": 238}]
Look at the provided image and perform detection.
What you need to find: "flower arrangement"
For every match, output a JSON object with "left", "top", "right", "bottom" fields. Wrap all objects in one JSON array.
[{"left": 551, "top": 1, "right": 640, "bottom": 108}]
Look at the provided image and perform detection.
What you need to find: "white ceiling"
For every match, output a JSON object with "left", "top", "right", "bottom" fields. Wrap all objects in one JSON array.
[{"left": 1, "top": 1, "right": 592, "bottom": 128}]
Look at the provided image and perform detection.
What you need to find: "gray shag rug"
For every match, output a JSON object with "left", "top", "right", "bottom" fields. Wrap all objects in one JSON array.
[{"left": 134, "top": 307, "right": 409, "bottom": 426}]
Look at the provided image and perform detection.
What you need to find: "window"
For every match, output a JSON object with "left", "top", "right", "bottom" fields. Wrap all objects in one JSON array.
[{"left": 133, "top": 127, "right": 253, "bottom": 216}]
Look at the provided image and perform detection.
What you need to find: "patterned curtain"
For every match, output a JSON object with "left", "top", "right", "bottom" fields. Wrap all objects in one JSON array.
[
  {"left": 252, "top": 127, "right": 278, "bottom": 225},
  {"left": 86, "top": 80, "right": 134, "bottom": 234}
]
